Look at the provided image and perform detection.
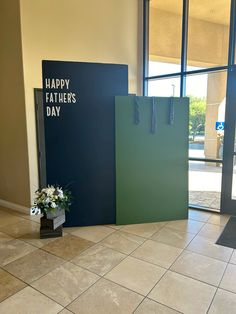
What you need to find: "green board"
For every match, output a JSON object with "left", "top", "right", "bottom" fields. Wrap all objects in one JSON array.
[{"left": 115, "top": 96, "right": 189, "bottom": 225}]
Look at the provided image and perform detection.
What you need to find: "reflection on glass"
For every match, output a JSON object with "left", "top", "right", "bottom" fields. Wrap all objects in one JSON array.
[
  {"left": 148, "top": 77, "right": 180, "bottom": 97},
  {"left": 187, "top": 0, "right": 230, "bottom": 70},
  {"left": 189, "top": 161, "right": 222, "bottom": 210},
  {"left": 232, "top": 157, "right": 236, "bottom": 200},
  {"left": 186, "top": 71, "right": 227, "bottom": 159},
  {"left": 148, "top": 0, "right": 182, "bottom": 76}
]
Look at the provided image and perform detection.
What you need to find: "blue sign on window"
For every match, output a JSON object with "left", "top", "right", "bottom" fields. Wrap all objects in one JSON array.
[{"left": 216, "top": 122, "right": 225, "bottom": 130}]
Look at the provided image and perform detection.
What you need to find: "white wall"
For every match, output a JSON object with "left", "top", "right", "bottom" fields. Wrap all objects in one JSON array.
[{"left": 20, "top": 0, "right": 142, "bottom": 202}]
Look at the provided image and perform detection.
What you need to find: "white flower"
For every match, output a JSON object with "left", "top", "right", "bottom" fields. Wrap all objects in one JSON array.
[
  {"left": 34, "top": 185, "right": 70, "bottom": 214},
  {"left": 51, "top": 202, "right": 57, "bottom": 208},
  {"left": 57, "top": 188, "right": 64, "bottom": 199},
  {"left": 45, "top": 197, "right": 50, "bottom": 204},
  {"left": 46, "top": 186, "right": 55, "bottom": 196}
]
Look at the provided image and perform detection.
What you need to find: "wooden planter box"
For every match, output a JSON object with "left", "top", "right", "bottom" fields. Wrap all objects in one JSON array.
[
  {"left": 40, "top": 208, "right": 65, "bottom": 239},
  {"left": 40, "top": 224, "right": 63, "bottom": 239}
]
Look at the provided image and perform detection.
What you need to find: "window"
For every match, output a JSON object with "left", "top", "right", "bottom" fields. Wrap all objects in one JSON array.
[
  {"left": 143, "top": 0, "right": 236, "bottom": 211},
  {"left": 148, "top": 77, "right": 180, "bottom": 97},
  {"left": 187, "top": 0, "right": 231, "bottom": 69},
  {"left": 148, "top": 0, "right": 182, "bottom": 76}
]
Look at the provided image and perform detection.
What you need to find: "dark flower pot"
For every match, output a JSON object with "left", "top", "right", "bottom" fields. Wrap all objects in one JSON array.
[{"left": 40, "top": 208, "right": 65, "bottom": 239}]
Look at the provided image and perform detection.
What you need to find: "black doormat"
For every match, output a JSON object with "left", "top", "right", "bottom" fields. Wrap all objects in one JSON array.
[{"left": 216, "top": 216, "right": 236, "bottom": 249}]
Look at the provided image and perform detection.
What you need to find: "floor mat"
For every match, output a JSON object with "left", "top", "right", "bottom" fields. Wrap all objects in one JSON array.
[{"left": 216, "top": 216, "right": 236, "bottom": 249}]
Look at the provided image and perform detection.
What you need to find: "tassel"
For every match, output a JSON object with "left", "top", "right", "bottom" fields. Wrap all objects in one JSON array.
[
  {"left": 134, "top": 96, "right": 141, "bottom": 125},
  {"left": 169, "top": 97, "right": 174, "bottom": 125},
  {"left": 151, "top": 97, "right": 157, "bottom": 134}
]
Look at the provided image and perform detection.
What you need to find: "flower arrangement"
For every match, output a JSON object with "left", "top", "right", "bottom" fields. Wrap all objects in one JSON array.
[{"left": 34, "top": 185, "right": 71, "bottom": 215}]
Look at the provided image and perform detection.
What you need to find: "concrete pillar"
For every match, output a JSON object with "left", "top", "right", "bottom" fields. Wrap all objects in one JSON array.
[{"left": 204, "top": 72, "right": 226, "bottom": 162}]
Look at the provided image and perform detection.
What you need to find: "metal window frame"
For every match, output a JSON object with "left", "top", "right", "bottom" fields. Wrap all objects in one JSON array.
[
  {"left": 143, "top": 0, "right": 234, "bottom": 89},
  {"left": 143, "top": 0, "right": 236, "bottom": 212}
]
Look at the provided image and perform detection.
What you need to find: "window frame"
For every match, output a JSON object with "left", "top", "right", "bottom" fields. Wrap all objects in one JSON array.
[{"left": 143, "top": 0, "right": 236, "bottom": 97}]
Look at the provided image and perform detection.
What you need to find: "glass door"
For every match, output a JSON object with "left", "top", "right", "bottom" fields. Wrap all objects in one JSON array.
[
  {"left": 221, "top": 66, "right": 236, "bottom": 214},
  {"left": 188, "top": 71, "right": 227, "bottom": 211}
]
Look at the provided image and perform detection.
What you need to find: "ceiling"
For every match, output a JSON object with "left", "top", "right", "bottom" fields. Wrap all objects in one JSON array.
[{"left": 150, "top": 0, "right": 230, "bottom": 25}]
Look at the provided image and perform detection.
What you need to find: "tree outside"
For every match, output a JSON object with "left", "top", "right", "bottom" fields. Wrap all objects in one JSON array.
[{"left": 188, "top": 96, "right": 206, "bottom": 142}]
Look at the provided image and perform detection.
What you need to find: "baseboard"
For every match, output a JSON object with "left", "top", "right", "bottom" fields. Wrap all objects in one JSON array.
[{"left": 0, "top": 199, "right": 30, "bottom": 215}]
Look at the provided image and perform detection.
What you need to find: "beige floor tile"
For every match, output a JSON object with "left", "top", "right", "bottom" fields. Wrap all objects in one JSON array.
[
  {"left": 59, "top": 309, "right": 73, "bottom": 314},
  {"left": 0, "top": 220, "right": 39, "bottom": 238},
  {"left": 149, "top": 271, "right": 216, "bottom": 314},
  {"left": 0, "top": 208, "right": 13, "bottom": 216},
  {"left": 0, "top": 239, "right": 37, "bottom": 266},
  {"left": 208, "top": 289, "right": 236, "bottom": 314},
  {"left": 187, "top": 235, "right": 233, "bottom": 262},
  {"left": 41, "top": 235, "right": 94, "bottom": 260},
  {"left": 0, "top": 207, "right": 22, "bottom": 215},
  {"left": 171, "top": 251, "right": 227, "bottom": 286},
  {"left": 105, "top": 256, "right": 165, "bottom": 295},
  {"left": 207, "top": 214, "right": 230, "bottom": 227},
  {"left": 71, "top": 244, "right": 125, "bottom": 275},
  {"left": 220, "top": 263, "right": 236, "bottom": 293},
  {"left": 120, "top": 222, "right": 166, "bottom": 238},
  {"left": 19, "top": 231, "right": 62, "bottom": 248},
  {"left": 0, "top": 209, "right": 40, "bottom": 224},
  {"left": 67, "top": 278, "right": 143, "bottom": 314},
  {"left": 63, "top": 227, "right": 80, "bottom": 234},
  {"left": 189, "top": 209, "right": 212, "bottom": 222},
  {"left": 198, "top": 223, "right": 224, "bottom": 241},
  {"left": 230, "top": 250, "right": 236, "bottom": 264},
  {"left": 0, "top": 286, "right": 63, "bottom": 314},
  {"left": 0, "top": 231, "right": 13, "bottom": 243},
  {"left": 166, "top": 219, "right": 204, "bottom": 234},
  {"left": 105, "top": 224, "right": 123, "bottom": 230},
  {"left": 0, "top": 214, "right": 25, "bottom": 228},
  {"left": 151, "top": 227, "right": 195, "bottom": 249},
  {"left": 71, "top": 225, "right": 115, "bottom": 243},
  {"left": 14, "top": 212, "right": 41, "bottom": 223},
  {"left": 25, "top": 214, "right": 41, "bottom": 221},
  {"left": 4, "top": 249, "right": 64, "bottom": 283},
  {"left": 134, "top": 298, "right": 179, "bottom": 314},
  {"left": 0, "top": 269, "right": 26, "bottom": 302},
  {"left": 101, "top": 231, "right": 145, "bottom": 254},
  {"left": 132, "top": 240, "right": 182, "bottom": 269},
  {"left": 32, "top": 262, "right": 99, "bottom": 306}
]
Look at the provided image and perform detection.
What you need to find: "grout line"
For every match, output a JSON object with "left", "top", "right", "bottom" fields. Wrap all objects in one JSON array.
[
  {"left": 217, "top": 248, "right": 235, "bottom": 288},
  {"left": 184, "top": 246, "right": 232, "bottom": 263},
  {"left": 28, "top": 273, "right": 100, "bottom": 310},
  {"left": 0, "top": 213, "right": 189, "bottom": 309},
  {"left": 148, "top": 297, "right": 184, "bottom": 314},
  {"left": 131, "top": 298, "right": 147, "bottom": 314},
  {"left": 0, "top": 209, "right": 235, "bottom": 313},
  {"left": 65, "top": 223, "right": 170, "bottom": 311},
  {"left": 206, "top": 288, "right": 219, "bottom": 313},
  {"left": 167, "top": 268, "right": 224, "bottom": 290},
  {"left": 131, "top": 296, "right": 184, "bottom": 314}
]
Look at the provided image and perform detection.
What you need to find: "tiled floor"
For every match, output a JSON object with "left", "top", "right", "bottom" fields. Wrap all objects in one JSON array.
[
  {"left": 189, "top": 191, "right": 221, "bottom": 210},
  {"left": 0, "top": 206, "right": 235, "bottom": 313}
]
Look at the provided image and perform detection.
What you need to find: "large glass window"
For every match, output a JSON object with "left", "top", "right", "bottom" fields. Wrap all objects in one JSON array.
[
  {"left": 148, "top": 0, "right": 182, "bottom": 76},
  {"left": 187, "top": 0, "right": 231, "bottom": 70},
  {"left": 148, "top": 77, "right": 180, "bottom": 97},
  {"left": 187, "top": 71, "right": 227, "bottom": 159},
  {"left": 231, "top": 124, "right": 236, "bottom": 199},
  {"left": 144, "top": 0, "right": 236, "bottom": 212},
  {"left": 232, "top": 156, "right": 236, "bottom": 199},
  {"left": 187, "top": 71, "right": 226, "bottom": 211},
  {"left": 189, "top": 160, "right": 222, "bottom": 210}
]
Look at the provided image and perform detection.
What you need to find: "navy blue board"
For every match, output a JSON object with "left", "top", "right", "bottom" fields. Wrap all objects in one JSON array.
[{"left": 42, "top": 60, "right": 128, "bottom": 226}]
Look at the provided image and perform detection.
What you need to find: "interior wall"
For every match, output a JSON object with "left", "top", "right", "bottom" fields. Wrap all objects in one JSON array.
[
  {"left": 0, "top": 0, "right": 30, "bottom": 208},
  {"left": 19, "top": 0, "right": 142, "bottom": 202}
]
